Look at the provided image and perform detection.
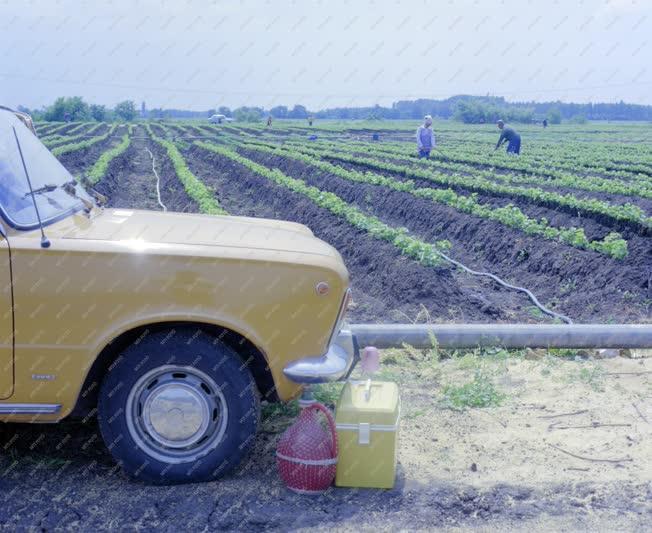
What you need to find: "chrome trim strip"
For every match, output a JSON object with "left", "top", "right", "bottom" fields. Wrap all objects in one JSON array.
[{"left": 0, "top": 403, "right": 61, "bottom": 414}]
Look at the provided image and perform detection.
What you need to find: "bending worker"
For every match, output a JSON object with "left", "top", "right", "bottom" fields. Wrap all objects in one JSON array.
[
  {"left": 495, "top": 120, "right": 521, "bottom": 155},
  {"left": 416, "top": 115, "right": 436, "bottom": 159}
]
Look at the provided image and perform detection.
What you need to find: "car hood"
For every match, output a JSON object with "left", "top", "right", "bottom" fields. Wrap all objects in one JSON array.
[{"left": 50, "top": 208, "right": 340, "bottom": 257}]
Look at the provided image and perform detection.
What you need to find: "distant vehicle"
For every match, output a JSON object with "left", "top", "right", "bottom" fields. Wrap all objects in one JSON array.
[{"left": 208, "top": 114, "right": 233, "bottom": 124}]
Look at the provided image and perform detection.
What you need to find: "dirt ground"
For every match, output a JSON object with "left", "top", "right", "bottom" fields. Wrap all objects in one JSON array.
[{"left": 0, "top": 351, "right": 649, "bottom": 531}]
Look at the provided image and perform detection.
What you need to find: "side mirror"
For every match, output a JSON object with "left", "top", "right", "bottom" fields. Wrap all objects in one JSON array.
[
  {"left": 79, "top": 176, "right": 108, "bottom": 206},
  {"left": 90, "top": 189, "right": 108, "bottom": 207}
]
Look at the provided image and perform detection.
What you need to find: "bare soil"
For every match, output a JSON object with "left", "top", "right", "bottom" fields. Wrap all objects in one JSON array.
[{"left": 0, "top": 354, "right": 649, "bottom": 531}]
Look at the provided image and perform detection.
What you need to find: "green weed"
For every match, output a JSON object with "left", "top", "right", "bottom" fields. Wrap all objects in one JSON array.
[{"left": 441, "top": 369, "right": 505, "bottom": 409}]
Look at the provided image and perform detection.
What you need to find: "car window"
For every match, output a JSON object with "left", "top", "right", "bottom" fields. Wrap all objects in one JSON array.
[{"left": 0, "top": 111, "right": 92, "bottom": 229}]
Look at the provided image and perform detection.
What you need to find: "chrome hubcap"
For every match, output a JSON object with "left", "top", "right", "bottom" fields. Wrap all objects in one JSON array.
[{"left": 126, "top": 365, "right": 228, "bottom": 464}]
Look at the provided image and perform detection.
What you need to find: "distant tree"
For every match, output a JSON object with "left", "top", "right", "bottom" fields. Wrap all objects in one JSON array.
[
  {"left": 453, "top": 101, "right": 487, "bottom": 123},
  {"left": 207, "top": 108, "right": 216, "bottom": 117},
  {"left": 453, "top": 100, "right": 534, "bottom": 124},
  {"left": 90, "top": 104, "right": 107, "bottom": 122},
  {"left": 114, "top": 100, "right": 137, "bottom": 121},
  {"left": 43, "top": 96, "right": 90, "bottom": 122},
  {"left": 287, "top": 104, "right": 308, "bottom": 119},
  {"left": 270, "top": 105, "right": 288, "bottom": 119},
  {"left": 233, "top": 107, "right": 262, "bottom": 122},
  {"left": 217, "top": 106, "right": 232, "bottom": 117},
  {"left": 569, "top": 114, "right": 587, "bottom": 124},
  {"left": 149, "top": 108, "right": 168, "bottom": 119},
  {"left": 546, "top": 107, "right": 562, "bottom": 124}
]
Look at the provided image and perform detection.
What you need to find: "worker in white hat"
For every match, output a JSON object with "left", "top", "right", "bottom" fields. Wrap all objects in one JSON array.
[{"left": 416, "top": 115, "right": 436, "bottom": 159}]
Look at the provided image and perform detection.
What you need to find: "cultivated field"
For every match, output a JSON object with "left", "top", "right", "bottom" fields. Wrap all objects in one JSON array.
[
  {"left": 4, "top": 118, "right": 647, "bottom": 529},
  {"left": 37, "top": 118, "right": 652, "bottom": 325}
]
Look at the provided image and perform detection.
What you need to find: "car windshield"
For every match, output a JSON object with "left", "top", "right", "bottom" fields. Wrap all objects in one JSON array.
[{"left": 0, "top": 110, "right": 93, "bottom": 230}]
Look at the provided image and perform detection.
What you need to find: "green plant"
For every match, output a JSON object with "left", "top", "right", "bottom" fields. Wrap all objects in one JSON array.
[
  {"left": 238, "top": 140, "right": 630, "bottom": 258},
  {"left": 51, "top": 124, "right": 118, "bottom": 157},
  {"left": 547, "top": 348, "right": 580, "bottom": 358},
  {"left": 145, "top": 125, "right": 227, "bottom": 215},
  {"left": 85, "top": 133, "right": 131, "bottom": 184},
  {"left": 194, "top": 141, "right": 451, "bottom": 267},
  {"left": 441, "top": 368, "right": 505, "bottom": 409},
  {"left": 313, "top": 382, "right": 344, "bottom": 407},
  {"left": 569, "top": 364, "right": 605, "bottom": 392},
  {"left": 42, "top": 122, "right": 106, "bottom": 148}
]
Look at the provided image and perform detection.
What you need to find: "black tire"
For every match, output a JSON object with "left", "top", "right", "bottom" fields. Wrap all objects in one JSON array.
[{"left": 97, "top": 327, "right": 260, "bottom": 484}]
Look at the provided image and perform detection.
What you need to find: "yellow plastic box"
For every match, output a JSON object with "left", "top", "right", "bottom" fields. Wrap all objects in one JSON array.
[{"left": 335, "top": 380, "right": 400, "bottom": 488}]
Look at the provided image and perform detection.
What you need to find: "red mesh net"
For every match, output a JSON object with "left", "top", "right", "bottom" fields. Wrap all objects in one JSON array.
[{"left": 276, "top": 402, "right": 338, "bottom": 494}]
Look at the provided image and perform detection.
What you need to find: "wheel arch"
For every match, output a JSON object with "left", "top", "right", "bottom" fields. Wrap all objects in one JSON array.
[{"left": 71, "top": 321, "right": 278, "bottom": 418}]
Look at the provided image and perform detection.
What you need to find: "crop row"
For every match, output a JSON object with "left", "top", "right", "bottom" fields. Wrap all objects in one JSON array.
[
  {"left": 195, "top": 140, "right": 458, "bottom": 267},
  {"left": 84, "top": 133, "right": 132, "bottom": 185},
  {"left": 353, "top": 138, "right": 652, "bottom": 184},
  {"left": 65, "top": 122, "right": 95, "bottom": 136},
  {"left": 222, "top": 126, "right": 652, "bottom": 183},
  {"left": 438, "top": 142, "right": 652, "bottom": 180},
  {"left": 225, "top": 125, "right": 652, "bottom": 192},
  {"left": 35, "top": 121, "right": 64, "bottom": 134},
  {"left": 50, "top": 124, "right": 119, "bottom": 157},
  {"left": 42, "top": 123, "right": 107, "bottom": 148},
  {"left": 287, "top": 138, "right": 652, "bottom": 201},
  {"left": 271, "top": 140, "right": 652, "bottom": 231},
  {"left": 238, "top": 141, "right": 628, "bottom": 259},
  {"left": 263, "top": 124, "right": 652, "bottom": 179},
  {"left": 518, "top": 143, "right": 652, "bottom": 174},
  {"left": 145, "top": 125, "right": 227, "bottom": 215},
  {"left": 39, "top": 122, "right": 78, "bottom": 137}
]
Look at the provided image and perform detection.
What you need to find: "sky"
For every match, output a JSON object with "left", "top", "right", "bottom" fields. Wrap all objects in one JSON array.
[{"left": 1, "top": 0, "right": 651, "bottom": 111}]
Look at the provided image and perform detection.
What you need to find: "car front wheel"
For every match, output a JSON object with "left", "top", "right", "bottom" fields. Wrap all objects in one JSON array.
[{"left": 97, "top": 328, "right": 260, "bottom": 484}]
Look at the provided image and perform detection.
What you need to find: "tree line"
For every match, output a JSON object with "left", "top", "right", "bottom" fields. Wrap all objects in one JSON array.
[
  {"left": 22, "top": 95, "right": 652, "bottom": 123},
  {"left": 20, "top": 97, "right": 139, "bottom": 122}
]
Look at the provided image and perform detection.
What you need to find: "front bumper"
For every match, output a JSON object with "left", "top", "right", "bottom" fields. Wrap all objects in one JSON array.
[{"left": 282, "top": 328, "right": 358, "bottom": 384}]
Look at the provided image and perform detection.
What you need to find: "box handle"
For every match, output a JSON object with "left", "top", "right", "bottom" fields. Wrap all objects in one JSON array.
[{"left": 358, "top": 423, "right": 370, "bottom": 445}]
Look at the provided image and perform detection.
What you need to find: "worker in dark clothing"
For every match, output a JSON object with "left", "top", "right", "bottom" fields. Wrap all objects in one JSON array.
[
  {"left": 495, "top": 120, "right": 521, "bottom": 155},
  {"left": 267, "top": 116, "right": 273, "bottom": 127},
  {"left": 542, "top": 118, "right": 548, "bottom": 128}
]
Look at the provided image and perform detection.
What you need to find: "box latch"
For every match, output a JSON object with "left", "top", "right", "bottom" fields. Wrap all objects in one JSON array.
[{"left": 358, "top": 422, "right": 370, "bottom": 445}]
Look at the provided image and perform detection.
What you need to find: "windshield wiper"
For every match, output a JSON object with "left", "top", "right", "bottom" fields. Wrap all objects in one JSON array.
[
  {"left": 22, "top": 184, "right": 57, "bottom": 199},
  {"left": 21, "top": 179, "right": 94, "bottom": 213}
]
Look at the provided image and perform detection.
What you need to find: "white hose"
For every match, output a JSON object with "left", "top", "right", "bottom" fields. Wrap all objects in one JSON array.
[
  {"left": 434, "top": 250, "right": 573, "bottom": 324},
  {"left": 145, "top": 147, "right": 167, "bottom": 212}
]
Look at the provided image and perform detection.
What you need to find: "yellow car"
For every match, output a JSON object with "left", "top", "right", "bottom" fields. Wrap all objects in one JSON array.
[{"left": 0, "top": 108, "right": 354, "bottom": 483}]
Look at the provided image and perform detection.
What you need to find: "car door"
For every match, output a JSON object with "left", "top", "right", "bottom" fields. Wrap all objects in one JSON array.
[{"left": 0, "top": 233, "right": 13, "bottom": 398}]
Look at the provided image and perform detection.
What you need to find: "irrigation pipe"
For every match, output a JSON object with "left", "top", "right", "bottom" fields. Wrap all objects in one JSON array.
[
  {"left": 435, "top": 250, "right": 573, "bottom": 323},
  {"left": 145, "top": 147, "right": 167, "bottom": 212}
]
